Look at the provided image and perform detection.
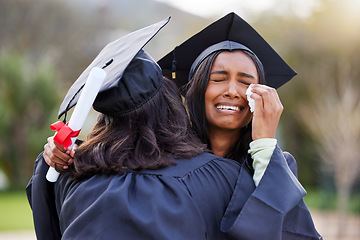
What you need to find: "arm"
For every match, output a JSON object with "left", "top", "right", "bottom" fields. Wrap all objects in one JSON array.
[
  {"left": 221, "top": 147, "right": 322, "bottom": 239},
  {"left": 25, "top": 136, "right": 81, "bottom": 239},
  {"left": 249, "top": 138, "right": 277, "bottom": 186},
  {"left": 26, "top": 152, "right": 62, "bottom": 240},
  {"left": 282, "top": 152, "right": 322, "bottom": 239}
]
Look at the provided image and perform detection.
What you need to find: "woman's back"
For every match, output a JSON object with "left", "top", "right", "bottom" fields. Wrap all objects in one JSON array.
[{"left": 55, "top": 153, "right": 240, "bottom": 240}]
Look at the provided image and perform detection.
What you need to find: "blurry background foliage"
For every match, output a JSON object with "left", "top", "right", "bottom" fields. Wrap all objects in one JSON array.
[{"left": 0, "top": 0, "right": 359, "bottom": 216}]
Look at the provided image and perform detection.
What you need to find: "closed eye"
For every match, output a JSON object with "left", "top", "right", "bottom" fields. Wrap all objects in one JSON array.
[
  {"left": 210, "top": 70, "right": 228, "bottom": 82},
  {"left": 211, "top": 78, "right": 226, "bottom": 82},
  {"left": 238, "top": 80, "right": 251, "bottom": 85},
  {"left": 238, "top": 72, "right": 256, "bottom": 85}
]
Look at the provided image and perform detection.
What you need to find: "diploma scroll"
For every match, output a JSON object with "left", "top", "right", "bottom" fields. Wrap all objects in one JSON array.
[{"left": 46, "top": 67, "right": 106, "bottom": 182}]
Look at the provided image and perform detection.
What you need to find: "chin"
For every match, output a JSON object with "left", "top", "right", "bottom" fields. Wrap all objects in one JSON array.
[{"left": 214, "top": 122, "right": 245, "bottom": 131}]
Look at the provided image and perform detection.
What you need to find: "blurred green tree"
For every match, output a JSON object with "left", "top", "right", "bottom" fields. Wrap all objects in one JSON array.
[
  {"left": 254, "top": 0, "right": 360, "bottom": 238},
  {"left": 0, "top": 0, "right": 208, "bottom": 190},
  {"left": 0, "top": 52, "right": 60, "bottom": 189},
  {"left": 0, "top": 0, "right": 102, "bottom": 91},
  {"left": 0, "top": 0, "right": 106, "bottom": 189},
  {"left": 300, "top": 56, "right": 360, "bottom": 238}
]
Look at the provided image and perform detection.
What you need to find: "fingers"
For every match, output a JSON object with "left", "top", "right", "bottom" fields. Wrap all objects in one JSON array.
[
  {"left": 70, "top": 144, "right": 78, "bottom": 158},
  {"left": 248, "top": 84, "right": 283, "bottom": 140},
  {"left": 43, "top": 136, "right": 73, "bottom": 170},
  {"left": 43, "top": 144, "right": 56, "bottom": 168},
  {"left": 249, "top": 84, "right": 283, "bottom": 115}
]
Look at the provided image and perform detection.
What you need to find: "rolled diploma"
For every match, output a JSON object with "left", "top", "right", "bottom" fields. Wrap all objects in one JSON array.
[{"left": 46, "top": 67, "right": 107, "bottom": 182}]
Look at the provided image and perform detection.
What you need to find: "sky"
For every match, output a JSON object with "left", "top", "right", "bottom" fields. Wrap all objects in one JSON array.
[
  {"left": 154, "top": 0, "right": 322, "bottom": 19},
  {"left": 155, "top": 0, "right": 276, "bottom": 17}
]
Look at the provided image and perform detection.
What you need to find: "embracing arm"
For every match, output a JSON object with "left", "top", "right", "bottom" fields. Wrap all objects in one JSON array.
[
  {"left": 26, "top": 135, "right": 82, "bottom": 240},
  {"left": 26, "top": 152, "right": 61, "bottom": 240}
]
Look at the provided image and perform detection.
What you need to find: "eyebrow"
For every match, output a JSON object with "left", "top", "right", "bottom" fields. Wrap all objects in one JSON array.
[{"left": 210, "top": 70, "right": 256, "bottom": 79}]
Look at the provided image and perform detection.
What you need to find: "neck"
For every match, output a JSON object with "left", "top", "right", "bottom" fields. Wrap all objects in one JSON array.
[{"left": 208, "top": 127, "right": 241, "bottom": 158}]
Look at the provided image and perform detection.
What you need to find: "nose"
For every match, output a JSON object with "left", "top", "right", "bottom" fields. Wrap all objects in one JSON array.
[{"left": 224, "top": 80, "right": 240, "bottom": 99}]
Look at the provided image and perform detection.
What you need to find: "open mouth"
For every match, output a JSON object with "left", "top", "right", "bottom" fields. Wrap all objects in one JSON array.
[{"left": 215, "top": 104, "right": 244, "bottom": 112}]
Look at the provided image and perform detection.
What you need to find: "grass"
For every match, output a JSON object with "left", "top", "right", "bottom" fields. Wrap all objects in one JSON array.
[
  {"left": 304, "top": 188, "right": 360, "bottom": 214},
  {"left": 0, "top": 191, "right": 34, "bottom": 231}
]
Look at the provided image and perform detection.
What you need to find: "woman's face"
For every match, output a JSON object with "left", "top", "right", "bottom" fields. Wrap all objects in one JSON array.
[{"left": 205, "top": 51, "right": 259, "bottom": 133}]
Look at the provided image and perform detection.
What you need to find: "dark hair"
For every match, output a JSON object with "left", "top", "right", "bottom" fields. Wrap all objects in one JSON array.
[
  {"left": 185, "top": 49, "right": 266, "bottom": 164},
  {"left": 72, "top": 77, "right": 206, "bottom": 180}
]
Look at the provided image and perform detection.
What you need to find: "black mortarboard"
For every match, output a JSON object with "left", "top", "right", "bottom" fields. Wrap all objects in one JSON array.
[
  {"left": 158, "top": 12, "right": 296, "bottom": 89},
  {"left": 58, "top": 17, "right": 170, "bottom": 119}
]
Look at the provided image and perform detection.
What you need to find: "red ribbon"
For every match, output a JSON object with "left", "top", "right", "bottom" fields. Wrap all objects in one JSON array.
[{"left": 50, "top": 121, "right": 81, "bottom": 149}]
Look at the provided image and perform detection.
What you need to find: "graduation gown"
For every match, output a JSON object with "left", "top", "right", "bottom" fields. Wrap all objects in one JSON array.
[
  {"left": 27, "top": 152, "right": 240, "bottom": 240},
  {"left": 27, "top": 146, "right": 322, "bottom": 240},
  {"left": 221, "top": 146, "right": 322, "bottom": 239}
]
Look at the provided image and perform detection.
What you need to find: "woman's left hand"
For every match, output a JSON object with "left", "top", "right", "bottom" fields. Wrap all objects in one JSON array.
[
  {"left": 248, "top": 84, "right": 283, "bottom": 140},
  {"left": 43, "top": 136, "right": 75, "bottom": 171}
]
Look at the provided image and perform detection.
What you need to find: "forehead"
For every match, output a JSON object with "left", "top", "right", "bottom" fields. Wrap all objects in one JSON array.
[
  {"left": 210, "top": 51, "right": 259, "bottom": 82},
  {"left": 212, "top": 51, "right": 256, "bottom": 69}
]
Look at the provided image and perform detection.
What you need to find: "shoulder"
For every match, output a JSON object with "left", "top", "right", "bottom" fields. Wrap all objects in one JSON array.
[
  {"left": 56, "top": 153, "right": 241, "bottom": 210},
  {"left": 272, "top": 147, "right": 298, "bottom": 178},
  {"left": 282, "top": 151, "right": 298, "bottom": 177},
  {"left": 137, "top": 152, "right": 240, "bottom": 178},
  {"left": 282, "top": 151, "right": 295, "bottom": 161}
]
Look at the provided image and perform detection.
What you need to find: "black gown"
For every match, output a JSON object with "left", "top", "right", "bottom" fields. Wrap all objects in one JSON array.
[
  {"left": 27, "top": 152, "right": 240, "bottom": 239},
  {"left": 27, "top": 146, "right": 322, "bottom": 239},
  {"left": 221, "top": 146, "right": 322, "bottom": 239}
]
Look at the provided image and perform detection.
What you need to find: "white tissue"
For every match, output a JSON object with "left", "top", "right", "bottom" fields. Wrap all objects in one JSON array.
[{"left": 246, "top": 85, "right": 255, "bottom": 113}]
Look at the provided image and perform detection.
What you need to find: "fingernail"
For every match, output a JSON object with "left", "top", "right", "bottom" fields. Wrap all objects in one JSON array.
[{"left": 63, "top": 165, "right": 68, "bottom": 169}]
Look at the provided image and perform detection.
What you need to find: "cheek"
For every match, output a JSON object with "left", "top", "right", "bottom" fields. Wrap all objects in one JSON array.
[
  {"left": 205, "top": 84, "right": 218, "bottom": 99},
  {"left": 244, "top": 107, "right": 255, "bottom": 124},
  {"left": 204, "top": 96, "right": 213, "bottom": 121},
  {"left": 244, "top": 112, "right": 253, "bottom": 126},
  {"left": 204, "top": 86, "right": 216, "bottom": 109}
]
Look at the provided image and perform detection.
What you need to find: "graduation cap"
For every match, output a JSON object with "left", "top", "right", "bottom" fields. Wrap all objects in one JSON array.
[
  {"left": 157, "top": 12, "right": 296, "bottom": 89},
  {"left": 58, "top": 17, "right": 170, "bottom": 119}
]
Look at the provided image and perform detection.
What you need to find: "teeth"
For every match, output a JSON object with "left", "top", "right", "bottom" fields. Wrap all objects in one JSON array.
[{"left": 216, "top": 105, "right": 240, "bottom": 111}]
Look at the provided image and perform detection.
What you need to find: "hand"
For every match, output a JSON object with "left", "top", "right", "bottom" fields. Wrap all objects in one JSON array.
[
  {"left": 43, "top": 136, "right": 76, "bottom": 170},
  {"left": 249, "top": 84, "right": 283, "bottom": 140}
]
